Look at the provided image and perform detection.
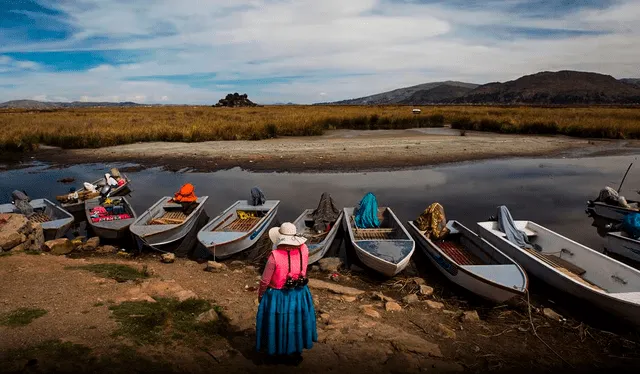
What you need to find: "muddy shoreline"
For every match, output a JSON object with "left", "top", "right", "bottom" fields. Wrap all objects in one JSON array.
[{"left": 5, "top": 130, "right": 639, "bottom": 172}]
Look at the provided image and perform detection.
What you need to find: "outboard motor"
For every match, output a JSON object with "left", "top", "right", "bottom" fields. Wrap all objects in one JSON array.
[{"left": 100, "top": 185, "right": 112, "bottom": 200}]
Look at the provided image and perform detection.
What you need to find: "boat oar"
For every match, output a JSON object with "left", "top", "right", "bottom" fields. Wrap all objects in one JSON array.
[{"left": 617, "top": 162, "right": 633, "bottom": 193}]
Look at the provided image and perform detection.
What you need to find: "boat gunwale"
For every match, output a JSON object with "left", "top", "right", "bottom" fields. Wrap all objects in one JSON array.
[
  {"left": 477, "top": 220, "right": 640, "bottom": 307},
  {"left": 198, "top": 200, "right": 280, "bottom": 247},
  {"left": 407, "top": 220, "right": 528, "bottom": 295}
]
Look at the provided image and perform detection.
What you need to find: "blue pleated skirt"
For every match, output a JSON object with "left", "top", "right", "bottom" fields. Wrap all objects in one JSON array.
[{"left": 256, "top": 285, "right": 318, "bottom": 355}]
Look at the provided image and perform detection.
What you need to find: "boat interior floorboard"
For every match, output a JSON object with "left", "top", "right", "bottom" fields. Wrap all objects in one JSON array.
[
  {"left": 29, "top": 213, "right": 51, "bottom": 223},
  {"left": 215, "top": 217, "right": 259, "bottom": 232},
  {"left": 149, "top": 211, "right": 187, "bottom": 225},
  {"left": 436, "top": 241, "right": 483, "bottom": 266}
]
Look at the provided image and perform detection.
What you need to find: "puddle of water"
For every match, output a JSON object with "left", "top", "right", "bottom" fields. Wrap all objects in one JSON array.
[{"left": 1, "top": 155, "right": 639, "bottom": 253}]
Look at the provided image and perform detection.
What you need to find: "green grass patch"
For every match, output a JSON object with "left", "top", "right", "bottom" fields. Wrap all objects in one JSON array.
[
  {"left": 93, "top": 302, "right": 105, "bottom": 307},
  {"left": 0, "top": 251, "right": 13, "bottom": 257},
  {"left": 0, "top": 340, "right": 176, "bottom": 373},
  {"left": 25, "top": 250, "right": 42, "bottom": 255},
  {"left": 0, "top": 307, "right": 47, "bottom": 327},
  {"left": 66, "top": 263, "right": 150, "bottom": 282},
  {"left": 109, "top": 298, "right": 224, "bottom": 345}
]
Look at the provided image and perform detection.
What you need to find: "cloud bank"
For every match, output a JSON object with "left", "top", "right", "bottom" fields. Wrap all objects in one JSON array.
[{"left": 0, "top": 0, "right": 638, "bottom": 104}]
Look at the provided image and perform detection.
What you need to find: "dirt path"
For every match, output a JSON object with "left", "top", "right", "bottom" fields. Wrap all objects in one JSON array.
[
  {"left": 2, "top": 252, "right": 640, "bottom": 373},
  {"left": 30, "top": 129, "right": 638, "bottom": 172}
]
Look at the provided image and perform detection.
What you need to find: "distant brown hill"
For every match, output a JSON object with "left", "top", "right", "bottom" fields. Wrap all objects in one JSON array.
[{"left": 453, "top": 71, "right": 640, "bottom": 105}]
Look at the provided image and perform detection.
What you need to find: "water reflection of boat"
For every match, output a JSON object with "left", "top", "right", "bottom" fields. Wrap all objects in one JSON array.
[
  {"left": 407, "top": 220, "right": 528, "bottom": 303},
  {"left": 343, "top": 207, "right": 414, "bottom": 277},
  {"left": 478, "top": 220, "right": 640, "bottom": 327}
]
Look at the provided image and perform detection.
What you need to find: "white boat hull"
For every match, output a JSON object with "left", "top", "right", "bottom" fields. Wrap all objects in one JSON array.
[
  {"left": 343, "top": 207, "right": 415, "bottom": 277},
  {"left": 478, "top": 220, "right": 640, "bottom": 327},
  {"left": 606, "top": 232, "right": 640, "bottom": 263},
  {"left": 130, "top": 196, "right": 208, "bottom": 250},
  {"left": 589, "top": 201, "right": 638, "bottom": 222},
  {"left": 407, "top": 221, "right": 526, "bottom": 303}
]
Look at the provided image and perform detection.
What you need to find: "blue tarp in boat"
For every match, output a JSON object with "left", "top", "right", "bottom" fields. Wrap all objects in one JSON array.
[
  {"left": 622, "top": 212, "right": 640, "bottom": 239},
  {"left": 355, "top": 193, "right": 380, "bottom": 229}
]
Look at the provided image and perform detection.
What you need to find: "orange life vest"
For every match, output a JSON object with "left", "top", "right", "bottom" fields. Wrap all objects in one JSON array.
[{"left": 173, "top": 183, "right": 197, "bottom": 203}]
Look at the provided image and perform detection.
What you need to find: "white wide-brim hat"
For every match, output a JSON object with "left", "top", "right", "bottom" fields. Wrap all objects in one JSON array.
[{"left": 269, "top": 222, "right": 307, "bottom": 247}]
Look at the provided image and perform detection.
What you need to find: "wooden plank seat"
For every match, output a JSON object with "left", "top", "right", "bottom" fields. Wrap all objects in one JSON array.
[
  {"left": 149, "top": 211, "right": 187, "bottom": 225},
  {"left": 524, "top": 247, "right": 605, "bottom": 291},
  {"left": 354, "top": 228, "right": 395, "bottom": 240},
  {"left": 215, "top": 217, "right": 260, "bottom": 232}
]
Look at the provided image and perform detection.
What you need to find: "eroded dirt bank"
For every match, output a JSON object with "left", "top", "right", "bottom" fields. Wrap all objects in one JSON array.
[{"left": 27, "top": 129, "right": 640, "bottom": 172}]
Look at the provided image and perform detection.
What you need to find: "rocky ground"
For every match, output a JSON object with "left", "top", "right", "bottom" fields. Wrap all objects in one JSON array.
[
  {"left": 25, "top": 129, "right": 640, "bottom": 172},
  {"left": 2, "top": 240, "right": 640, "bottom": 374}
]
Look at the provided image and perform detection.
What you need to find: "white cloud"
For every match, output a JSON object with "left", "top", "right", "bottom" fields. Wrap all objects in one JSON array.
[{"left": 0, "top": 0, "right": 639, "bottom": 103}]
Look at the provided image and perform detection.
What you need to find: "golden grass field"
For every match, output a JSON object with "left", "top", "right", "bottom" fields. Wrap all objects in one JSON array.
[{"left": 1, "top": 105, "right": 640, "bottom": 151}]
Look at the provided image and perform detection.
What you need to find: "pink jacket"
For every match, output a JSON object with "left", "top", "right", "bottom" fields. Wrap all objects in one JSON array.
[{"left": 258, "top": 244, "right": 309, "bottom": 298}]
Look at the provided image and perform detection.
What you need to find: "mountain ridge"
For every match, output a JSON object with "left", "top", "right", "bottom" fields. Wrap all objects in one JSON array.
[{"left": 321, "top": 71, "right": 640, "bottom": 105}]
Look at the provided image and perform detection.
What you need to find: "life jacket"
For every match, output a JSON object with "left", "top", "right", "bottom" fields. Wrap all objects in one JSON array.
[{"left": 173, "top": 183, "right": 197, "bottom": 203}]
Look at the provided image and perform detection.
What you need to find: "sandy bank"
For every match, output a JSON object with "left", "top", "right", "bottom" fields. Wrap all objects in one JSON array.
[{"left": 32, "top": 129, "right": 640, "bottom": 172}]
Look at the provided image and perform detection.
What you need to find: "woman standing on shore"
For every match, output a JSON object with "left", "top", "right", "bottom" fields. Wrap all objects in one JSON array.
[{"left": 256, "top": 222, "right": 317, "bottom": 364}]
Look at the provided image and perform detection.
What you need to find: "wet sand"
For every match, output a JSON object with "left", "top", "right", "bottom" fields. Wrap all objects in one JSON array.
[{"left": 28, "top": 129, "right": 640, "bottom": 172}]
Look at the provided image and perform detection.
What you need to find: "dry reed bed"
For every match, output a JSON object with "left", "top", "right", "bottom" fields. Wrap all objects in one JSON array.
[{"left": 1, "top": 105, "right": 639, "bottom": 151}]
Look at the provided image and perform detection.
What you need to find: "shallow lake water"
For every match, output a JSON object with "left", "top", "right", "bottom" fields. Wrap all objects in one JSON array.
[{"left": 2, "top": 154, "right": 640, "bottom": 253}]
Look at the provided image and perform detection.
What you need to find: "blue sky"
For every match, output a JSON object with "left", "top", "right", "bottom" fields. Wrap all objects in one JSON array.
[{"left": 0, "top": 0, "right": 638, "bottom": 104}]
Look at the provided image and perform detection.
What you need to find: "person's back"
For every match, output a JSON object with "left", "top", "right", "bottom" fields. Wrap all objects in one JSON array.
[{"left": 256, "top": 222, "right": 317, "bottom": 364}]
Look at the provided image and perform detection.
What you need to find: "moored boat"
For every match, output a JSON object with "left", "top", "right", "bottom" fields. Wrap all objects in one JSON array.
[
  {"left": 0, "top": 198, "right": 74, "bottom": 240},
  {"left": 197, "top": 200, "right": 280, "bottom": 259},
  {"left": 606, "top": 232, "right": 640, "bottom": 263},
  {"left": 408, "top": 220, "right": 527, "bottom": 302},
  {"left": 293, "top": 209, "right": 344, "bottom": 265},
  {"left": 587, "top": 200, "right": 640, "bottom": 222},
  {"left": 343, "top": 205, "right": 415, "bottom": 277},
  {"left": 130, "top": 196, "right": 208, "bottom": 250},
  {"left": 59, "top": 171, "right": 132, "bottom": 214},
  {"left": 85, "top": 196, "right": 137, "bottom": 240},
  {"left": 478, "top": 211, "right": 640, "bottom": 327}
]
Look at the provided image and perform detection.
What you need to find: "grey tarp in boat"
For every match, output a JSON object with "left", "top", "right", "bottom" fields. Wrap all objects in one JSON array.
[
  {"left": 497, "top": 206, "right": 535, "bottom": 250},
  {"left": 311, "top": 193, "right": 340, "bottom": 232},
  {"left": 250, "top": 187, "right": 266, "bottom": 206},
  {"left": 11, "top": 190, "right": 33, "bottom": 216}
]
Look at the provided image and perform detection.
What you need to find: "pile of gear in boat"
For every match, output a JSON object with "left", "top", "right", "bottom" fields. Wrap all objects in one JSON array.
[{"left": 89, "top": 198, "right": 132, "bottom": 223}]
